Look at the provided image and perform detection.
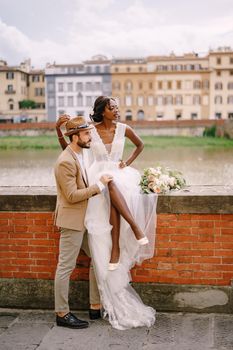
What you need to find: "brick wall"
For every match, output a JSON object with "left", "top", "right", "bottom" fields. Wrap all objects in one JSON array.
[{"left": 0, "top": 212, "right": 232, "bottom": 286}]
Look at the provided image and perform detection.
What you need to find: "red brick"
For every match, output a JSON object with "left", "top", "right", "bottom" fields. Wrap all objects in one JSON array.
[
  {"left": 221, "top": 228, "right": 233, "bottom": 235},
  {"left": 0, "top": 220, "right": 9, "bottom": 225},
  {"left": 14, "top": 226, "right": 28, "bottom": 233},
  {"left": 10, "top": 233, "right": 32, "bottom": 239},
  {"left": 27, "top": 213, "right": 52, "bottom": 219},
  {"left": 12, "top": 219, "right": 34, "bottom": 225},
  {"left": 12, "top": 272, "right": 36, "bottom": 278},
  {"left": 29, "top": 239, "right": 55, "bottom": 246},
  {"left": 37, "top": 273, "right": 53, "bottom": 279},
  {"left": 27, "top": 225, "right": 53, "bottom": 233},
  {"left": 221, "top": 214, "right": 233, "bottom": 220},
  {"left": 215, "top": 221, "right": 233, "bottom": 228},
  {"left": 171, "top": 234, "right": 195, "bottom": 242},
  {"left": 0, "top": 213, "right": 13, "bottom": 219},
  {"left": 135, "top": 269, "right": 151, "bottom": 276},
  {"left": 13, "top": 213, "right": 27, "bottom": 219}
]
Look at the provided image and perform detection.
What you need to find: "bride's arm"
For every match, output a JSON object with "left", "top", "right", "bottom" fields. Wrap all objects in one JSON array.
[
  {"left": 56, "top": 115, "right": 70, "bottom": 150},
  {"left": 121, "top": 125, "right": 144, "bottom": 167}
]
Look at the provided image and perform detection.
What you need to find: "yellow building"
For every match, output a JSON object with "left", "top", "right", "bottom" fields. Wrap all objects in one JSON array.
[
  {"left": 112, "top": 47, "right": 233, "bottom": 121},
  {"left": 0, "top": 60, "right": 46, "bottom": 123}
]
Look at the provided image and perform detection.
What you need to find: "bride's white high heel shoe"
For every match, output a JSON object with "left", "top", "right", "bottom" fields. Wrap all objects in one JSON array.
[{"left": 137, "top": 236, "right": 149, "bottom": 245}]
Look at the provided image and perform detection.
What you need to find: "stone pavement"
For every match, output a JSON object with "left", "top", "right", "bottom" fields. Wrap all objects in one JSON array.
[{"left": 0, "top": 309, "right": 233, "bottom": 350}]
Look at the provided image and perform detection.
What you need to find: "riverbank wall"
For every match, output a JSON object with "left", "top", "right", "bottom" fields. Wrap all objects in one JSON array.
[
  {"left": 0, "top": 119, "right": 225, "bottom": 137},
  {"left": 0, "top": 186, "right": 233, "bottom": 313}
]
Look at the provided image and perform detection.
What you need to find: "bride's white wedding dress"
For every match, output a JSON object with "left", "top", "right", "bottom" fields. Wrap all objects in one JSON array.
[{"left": 84, "top": 122, "right": 158, "bottom": 330}]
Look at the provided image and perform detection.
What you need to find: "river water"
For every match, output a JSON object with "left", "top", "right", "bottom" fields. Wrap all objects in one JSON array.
[{"left": 0, "top": 147, "right": 232, "bottom": 187}]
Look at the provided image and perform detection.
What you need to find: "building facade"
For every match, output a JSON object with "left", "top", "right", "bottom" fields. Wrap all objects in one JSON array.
[
  {"left": 0, "top": 60, "right": 46, "bottom": 123},
  {"left": 112, "top": 47, "right": 233, "bottom": 121},
  {"left": 45, "top": 55, "right": 111, "bottom": 121}
]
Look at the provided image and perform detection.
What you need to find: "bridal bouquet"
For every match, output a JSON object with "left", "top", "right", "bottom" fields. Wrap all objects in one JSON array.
[{"left": 140, "top": 165, "right": 186, "bottom": 194}]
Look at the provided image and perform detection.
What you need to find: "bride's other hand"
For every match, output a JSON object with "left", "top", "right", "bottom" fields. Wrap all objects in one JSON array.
[
  {"left": 119, "top": 160, "right": 127, "bottom": 168},
  {"left": 56, "top": 115, "right": 70, "bottom": 128},
  {"left": 100, "top": 174, "right": 113, "bottom": 185}
]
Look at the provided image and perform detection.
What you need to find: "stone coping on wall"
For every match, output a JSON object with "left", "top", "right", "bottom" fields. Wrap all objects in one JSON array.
[{"left": 0, "top": 185, "right": 233, "bottom": 214}]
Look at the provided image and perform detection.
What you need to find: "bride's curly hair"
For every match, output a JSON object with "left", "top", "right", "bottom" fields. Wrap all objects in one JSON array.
[{"left": 90, "top": 96, "right": 115, "bottom": 122}]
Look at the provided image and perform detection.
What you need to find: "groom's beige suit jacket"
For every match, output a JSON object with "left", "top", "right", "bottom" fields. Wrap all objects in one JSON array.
[{"left": 54, "top": 146, "right": 100, "bottom": 231}]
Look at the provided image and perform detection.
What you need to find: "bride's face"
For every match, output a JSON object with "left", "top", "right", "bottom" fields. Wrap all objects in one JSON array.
[{"left": 104, "top": 100, "right": 120, "bottom": 121}]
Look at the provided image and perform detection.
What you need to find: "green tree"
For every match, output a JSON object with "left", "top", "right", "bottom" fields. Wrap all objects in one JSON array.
[{"left": 19, "top": 100, "right": 37, "bottom": 109}]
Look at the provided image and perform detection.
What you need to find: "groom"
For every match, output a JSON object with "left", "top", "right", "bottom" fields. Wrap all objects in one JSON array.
[{"left": 54, "top": 116, "right": 112, "bottom": 329}]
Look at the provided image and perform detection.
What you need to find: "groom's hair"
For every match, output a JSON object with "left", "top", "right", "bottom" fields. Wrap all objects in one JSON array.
[{"left": 69, "top": 132, "right": 80, "bottom": 142}]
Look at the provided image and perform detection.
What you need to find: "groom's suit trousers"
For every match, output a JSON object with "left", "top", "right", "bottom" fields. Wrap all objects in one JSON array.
[{"left": 54, "top": 227, "right": 100, "bottom": 312}]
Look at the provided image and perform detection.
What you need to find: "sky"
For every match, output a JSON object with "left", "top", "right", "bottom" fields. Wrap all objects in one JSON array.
[{"left": 0, "top": 0, "right": 233, "bottom": 68}]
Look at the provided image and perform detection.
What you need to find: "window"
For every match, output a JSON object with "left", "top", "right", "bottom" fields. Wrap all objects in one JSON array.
[
  {"left": 166, "top": 95, "right": 173, "bottom": 105},
  {"left": 138, "top": 82, "right": 143, "bottom": 90},
  {"left": 191, "top": 113, "right": 198, "bottom": 119},
  {"left": 158, "top": 81, "right": 163, "bottom": 90},
  {"left": 77, "top": 93, "right": 83, "bottom": 106},
  {"left": 216, "top": 57, "right": 221, "bottom": 64},
  {"left": 86, "top": 96, "right": 92, "bottom": 106},
  {"left": 230, "top": 71, "right": 233, "bottom": 76},
  {"left": 228, "top": 82, "right": 233, "bottom": 90},
  {"left": 125, "top": 81, "right": 133, "bottom": 92},
  {"left": 58, "top": 83, "right": 64, "bottom": 92},
  {"left": 230, "top": 57, "right": 233, "bottom": 64},
  {"left": 214, "top": 96, "right": 223, "bottom": 104},
  {"left": 176, "top": 81, "right": 181, "bottom": 89},
  {"left": 228, "top": 113, "right": 233, "bottom": 119},
  {"left": 126, "top": 67, "right": 131, "bottom": 72},
  {"left": 58, "top": 110, "right": 65, "bottom": 116},
  {"left": 175, "top": 95, "right": 183, "bottom": 105},
  {"left": 95, "top": 66, "right": 100, "bottom": 73},
  {"left": 215, "top": 82, "right": 223, "bottom": 90},
  {"left": 35, "top": 88, "right": 44, "bottom": 96},
  {"left": 115, "top": 67, "right": 119, "bottom": 73},
  {"left": 48, "top": 97, "right": 55, "bottom": 107},
  {"left": 125, "top": 110, "right": 132, "bottom": 121},
  {"left": 58, "top": 96, "right": 64, "bottom": 107},
  {"left": 76, "top": 82, "right": 83, "bottom": 91},
  {"left": 68, "top": 96, "right": 74, "bottom": 107},
  {"left": 215, "top": 113, "right": 222, "bottom": 119},
  {"left": 227, "top": 95, "right": 233, "bottom": 104},
  {"left": 67, "top": 82, "right": 73, "bottom": 92},
  {"left": 94, "top": 82, "right": 101, "bottom": 90},
  {"left": 149, "top": 81, "right": 153, "bottom": 89},
  {"left": 137, "top": 110, "right": 144, "bottom": 120},
  {"left": 147, "top": 95, "right": 154, "bottom": 106},
  {"left": 156, "top": 96, "right": 163, "bottom": 105},
  {"left": 86, "top": 66, "right": 92, "bottom": 73},
  {"left": 7, "top": 85, "right": 14, "bottom": 92},
  {"left": 138, "top": 66, "right": 143, "bottom": 72},
  {"left": 85, "top": 82, "right": 92, "bottom": 91},
  {"left": 6, "top": 72, "right": 14, "bottom": 79},
  {"left": 48, "top": 83, "right": 55, "bottom": 92},
  {"left": 156, "top": 113, "right": 163, "bottom": 119},
  {"left": 176, "top": 113, "right": 182, "bottom": 120},
  {"left": 193, "top": 95, "right": 201, "bottom": 105},
  {"left": 137, "top": 96, "right": 144, "bottom": 106},
  {"left": 32, "top": 75, "right": 40, "bottom": 82},
  {"left": 104, "top": 66, "right": 110, "bottom": 73},
  {"left": 216, "top": 71, "right": 221, "bottom": 76},
  {"left": 167, "top": 81, "right": 172, "bottom": 89},
  {"left": 125, "top": 95, "right": 132, "bottom": 106},
  {"left": 193, "top": 80, "right": 201, "bottom": 89}
]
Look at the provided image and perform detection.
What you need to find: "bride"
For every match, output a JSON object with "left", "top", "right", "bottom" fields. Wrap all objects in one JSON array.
[{"left": 56, "top": 96, "right": 158, "bottom": 330}]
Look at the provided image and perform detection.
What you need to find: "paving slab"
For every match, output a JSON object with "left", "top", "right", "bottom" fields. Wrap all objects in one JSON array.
[{"left": 0, "top": 309, "right": 233, "bottom": 350}]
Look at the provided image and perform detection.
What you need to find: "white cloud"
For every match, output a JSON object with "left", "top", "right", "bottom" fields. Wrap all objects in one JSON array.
[{"left": 0, "top": 0, "right": 233, "bottom": 67}]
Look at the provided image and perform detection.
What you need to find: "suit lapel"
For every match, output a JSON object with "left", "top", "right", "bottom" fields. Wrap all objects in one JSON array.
[{"left": 66, "top": 146, "right": 88, "bottom": 187}]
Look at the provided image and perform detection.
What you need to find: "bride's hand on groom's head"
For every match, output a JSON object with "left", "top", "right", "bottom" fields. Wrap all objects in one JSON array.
[{"left": 56, "top": 115, "right": 70, "bottom": 128}]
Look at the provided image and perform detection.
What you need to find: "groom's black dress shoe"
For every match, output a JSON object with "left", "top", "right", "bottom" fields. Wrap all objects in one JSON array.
[
  {"left": 56, "top": 312, "right": 89, "bottom": 329},
  {"left": 89, "top": 308, "right": 101, "bottom": 320}
]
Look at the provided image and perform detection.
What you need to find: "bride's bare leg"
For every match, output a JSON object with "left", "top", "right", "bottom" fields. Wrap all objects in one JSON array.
[
  {"left": 109, "top": 203, "right": 120, "bottom": 264},
  {"left": 108, "top": 181, "right": 144, "bottom": 240}
]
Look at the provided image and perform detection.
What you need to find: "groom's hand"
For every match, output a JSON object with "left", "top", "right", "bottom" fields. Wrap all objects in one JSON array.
[{"left": 100, "top": 174, "right": 113, "bottom": 185}]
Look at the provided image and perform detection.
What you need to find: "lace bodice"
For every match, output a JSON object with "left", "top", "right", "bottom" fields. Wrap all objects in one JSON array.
[{"left": 90, "top": 123, "right": 126, "bottom": 163}]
